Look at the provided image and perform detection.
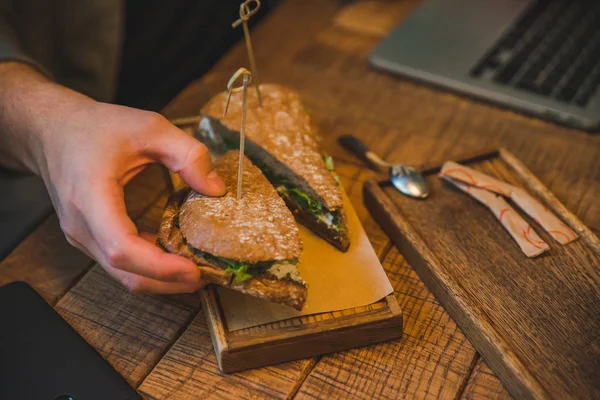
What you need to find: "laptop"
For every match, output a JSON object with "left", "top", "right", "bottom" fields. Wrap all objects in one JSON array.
[{"left": 370, "top": 0, "right": 600, "bottom": 132}]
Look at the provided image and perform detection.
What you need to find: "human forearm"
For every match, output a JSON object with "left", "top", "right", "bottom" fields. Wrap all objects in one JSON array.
[
  {"left": 0, "top": 62, "right": 44, "bottom": 171},
  {"left": 0, "top": 61, "right": 93, "bottom": 173},
  {"left": 0, "top": 60, "right": 226, "bottom": 293}
]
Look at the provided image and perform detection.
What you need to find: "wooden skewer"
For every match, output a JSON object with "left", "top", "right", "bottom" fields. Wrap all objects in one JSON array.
[
  {"left": 223, "top": 67, "right": 253, "bottom": 200},
  {"left": 232, "top": 0, "right": 262, "bottom": 107}
]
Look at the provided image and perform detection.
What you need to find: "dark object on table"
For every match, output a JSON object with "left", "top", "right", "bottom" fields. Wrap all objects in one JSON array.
[
  {"left": 371, "top": 0, "right": 600, "bottom": 132},
  {"left": 0, "top": 281, "right": 141, "bottom": 400}
]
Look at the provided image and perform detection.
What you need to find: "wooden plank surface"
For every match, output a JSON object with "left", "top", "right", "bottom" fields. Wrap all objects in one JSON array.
[
  {"left": 212, "top": 297, "right": 402, "bottom": 373},
  {"left": 364, "top": 152, "right": 600, "bottom": 399},
  {"left": 163, "top": 0, "right": 598, "bottom": 396},
  {"left": 138, "top": 312, "right": 317, "bottom": 400},
  {"left": 55, "top": 264, "right": 196, "bottom": 387},
  {"left": 294, "top": 246, "right": 478, "bottom": 399},
  {"left": 1, "top": 0, "right": 599, "bottom": 398},
  {"left": 461, "top": 358, "right": 512, "bottom": 400}
]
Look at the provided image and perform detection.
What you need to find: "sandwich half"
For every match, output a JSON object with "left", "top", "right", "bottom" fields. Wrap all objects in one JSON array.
[
  {"left": 157, "top": 150, "right": 306, "bottom": 310},
  {"left": 199, "top": 84, "right": 350, "bottom": 251}
]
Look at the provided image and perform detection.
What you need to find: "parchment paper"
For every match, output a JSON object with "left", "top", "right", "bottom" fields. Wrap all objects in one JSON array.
[{"left": 217, "top": 190, "right": 394, "bottom": 331}]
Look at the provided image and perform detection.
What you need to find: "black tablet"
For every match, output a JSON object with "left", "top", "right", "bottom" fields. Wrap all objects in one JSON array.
[{"left": 0, "top": 281, "right": 141, "bottom": 400}]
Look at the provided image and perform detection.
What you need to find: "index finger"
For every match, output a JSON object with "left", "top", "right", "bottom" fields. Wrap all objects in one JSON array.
[{"left": 86, "top": 182, "right": 201, "bottom": 284}]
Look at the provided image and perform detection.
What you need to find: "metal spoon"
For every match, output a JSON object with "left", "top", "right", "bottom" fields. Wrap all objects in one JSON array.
[{"left": 338, "top": 135, "right": 430, "bottom": 199}]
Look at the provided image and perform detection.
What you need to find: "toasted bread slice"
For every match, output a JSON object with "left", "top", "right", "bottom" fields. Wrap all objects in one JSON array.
[
  {"left": 200, "top": 84, "right": 350, "bottom": 251},
  {"left": 157, "top": 151, "right": 306, "bottom": 310}
]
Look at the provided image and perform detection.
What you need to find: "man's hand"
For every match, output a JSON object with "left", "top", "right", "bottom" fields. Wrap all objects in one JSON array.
[{"left": 0, "top": 62, "right": 226, "bottom": 294}]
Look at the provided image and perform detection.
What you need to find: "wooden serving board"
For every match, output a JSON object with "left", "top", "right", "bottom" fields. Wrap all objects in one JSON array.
[
  {"left": 364, "top": 149, "right": 600, "bottom": 400},
  {"left": 202, "top": 291, "right": 402, "bottom": 373},
  {"left": 167, "top": 117, "right": 402, "bottom": 373}
]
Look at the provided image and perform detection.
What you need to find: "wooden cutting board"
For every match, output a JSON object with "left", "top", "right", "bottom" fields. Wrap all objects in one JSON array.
[{"left": 364, "top": 149, "right": 600, "bottom": 400}]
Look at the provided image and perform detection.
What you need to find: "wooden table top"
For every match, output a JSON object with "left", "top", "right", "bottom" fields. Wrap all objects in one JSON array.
[{"left": 2, "top": 1, "right": 599, "bottom": 398}]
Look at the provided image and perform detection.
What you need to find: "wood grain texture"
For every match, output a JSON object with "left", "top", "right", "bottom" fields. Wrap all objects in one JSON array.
[
  {"left": 364, "top": 152, "right": 600, "bottom": 399},
  {"left": 227, "top": 300, "right": 391, "bottom": 337},
  {"left": 294, "top": 246, "right": 478, "bottom": 400},
  {"left": 461, "top": 358, "right": 512, "bottom": 400},
  {"left": 206, "top": 292, "right": 402, "bottom": 373},
  {"left": 55, "top": 265, "right": 196, "bottom": 387},
  {"left": 3, "top": 0, "right": 598, "bottom": 398},
  {"left": 138, "top": 311, "right": 318, "bottom": 400},
  {"left": 333, "top": 0, "right": 421, "bottom": 38}
]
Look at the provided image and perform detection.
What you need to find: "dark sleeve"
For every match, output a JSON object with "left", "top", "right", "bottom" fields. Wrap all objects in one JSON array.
[{"left": 0, "top": 0, "right": 51, "bottom": 77}]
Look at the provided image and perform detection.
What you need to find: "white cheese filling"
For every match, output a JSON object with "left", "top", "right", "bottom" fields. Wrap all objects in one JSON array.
[
  {"left": 317, "top": 212, "right": 336, "bottom": 228},
  {"left": 267, "top": 262, "right": 304, "bottom": 284}
]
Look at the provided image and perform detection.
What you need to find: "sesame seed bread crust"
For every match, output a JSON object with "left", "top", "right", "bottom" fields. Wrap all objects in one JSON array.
[
  {"left": 201, "top": 83, "right": 343, "bottom": 211},
  {"left": 178, "top": 151, "right": 302, "bottom": 263},
  {"left": 156, "top": 188, "right": 232, "bottom": 287},
  {"left": 231, "top": 277, "right": 306, "bottom": 311},
  {"left": 156, "top": 177, "right": 307, "bottom": 310}
]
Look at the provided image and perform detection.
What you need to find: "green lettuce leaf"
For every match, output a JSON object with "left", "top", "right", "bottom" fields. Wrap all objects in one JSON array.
[
  {"left": 224, "top": 265, "right": 253, "bottom": 283},
  {"left": 287, "top": 187, "right": 322, "bottom": 214},
  {"left": 324, "top": 155, "right": 335, "bottom": 171}
]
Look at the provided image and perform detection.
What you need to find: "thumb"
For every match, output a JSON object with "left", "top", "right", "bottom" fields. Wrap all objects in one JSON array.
[{"left": 149, "top": 123, "right": 226, "bottom": 196}]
